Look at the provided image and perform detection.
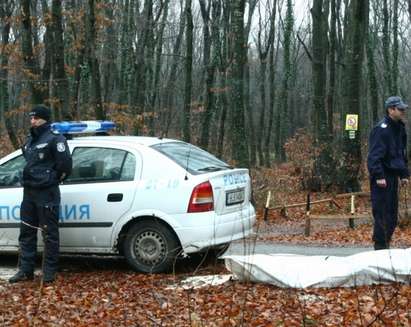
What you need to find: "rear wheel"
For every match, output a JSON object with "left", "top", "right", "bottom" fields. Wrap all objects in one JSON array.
[{"left": 123, "top": 221, "right": 180, "bottom": 273}]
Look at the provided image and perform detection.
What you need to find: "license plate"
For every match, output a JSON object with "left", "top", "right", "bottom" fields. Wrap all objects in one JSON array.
[{"left": 226, "top": 188, "right": 245, "bottom": 206}]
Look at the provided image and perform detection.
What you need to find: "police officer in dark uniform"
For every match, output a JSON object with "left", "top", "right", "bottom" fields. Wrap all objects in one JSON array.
[
  {"left": 9, "top": 105, "right": 72, "bottom": 283},
  {"left": 367, "top": 96, "right": 409, "bottom": 250}
]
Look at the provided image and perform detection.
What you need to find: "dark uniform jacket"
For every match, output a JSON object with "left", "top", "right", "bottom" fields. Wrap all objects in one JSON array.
[
  {"left": 22, "top": 123, "right": 72, "bottom": 188},
  {"left": 367, "top": 116, "right": 409, "bottom": 180}
]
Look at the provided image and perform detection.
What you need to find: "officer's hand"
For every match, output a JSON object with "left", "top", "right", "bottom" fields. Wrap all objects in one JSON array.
[
  {"left": 376, "top": 179, "right": 387, "bottom": 188},
  {"left": 401, "top": 178, "right": 409, "bottom": 186}
]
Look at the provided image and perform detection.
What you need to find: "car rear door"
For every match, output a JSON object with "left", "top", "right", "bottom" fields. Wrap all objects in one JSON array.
[{"left": 59, "top": 144, "right": 141, "bottom": 250}]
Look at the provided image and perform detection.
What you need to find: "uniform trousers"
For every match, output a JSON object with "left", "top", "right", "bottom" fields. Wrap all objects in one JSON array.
[
  {"left": 370, "top": 173, "right": 399, "bottom": 247},
  {"left": 18, "top": 186, "right": 60, "bottom": 276}
]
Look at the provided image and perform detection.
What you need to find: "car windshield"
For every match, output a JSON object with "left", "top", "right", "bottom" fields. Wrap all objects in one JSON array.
[{"left": 151, "top": 142, "right": 232, "bottom": 175}]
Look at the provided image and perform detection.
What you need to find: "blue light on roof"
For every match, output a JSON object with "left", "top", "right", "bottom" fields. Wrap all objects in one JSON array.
[{"left": 51, "top": 121, "right": 115, "bottom": 134}]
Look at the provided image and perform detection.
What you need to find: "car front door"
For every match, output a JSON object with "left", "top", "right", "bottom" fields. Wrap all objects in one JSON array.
[
  {"left": 59, "top": 146, "right": 140, "bottom": 251},
  {"left": 0, "top": 153, "right": 25, "bottom": 249}
]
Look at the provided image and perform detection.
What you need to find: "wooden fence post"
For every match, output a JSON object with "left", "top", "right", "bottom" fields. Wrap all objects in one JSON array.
[
  {"left": 304, "top": 193, "right": 311, "bottom": 236},
  {"left": 263, "top": 191, "right": 271, "bottom": 221},
  {"left": 349, "top": 194, "right": 355, "bottom": 229}
]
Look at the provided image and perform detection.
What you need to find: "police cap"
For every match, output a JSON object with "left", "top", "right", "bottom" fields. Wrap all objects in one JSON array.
[
  {"left": 384, "top": 96, "right": 408, "bottom": 110},
  {"left": 29, "top": 105, "right": 51, "bottom": 121}
]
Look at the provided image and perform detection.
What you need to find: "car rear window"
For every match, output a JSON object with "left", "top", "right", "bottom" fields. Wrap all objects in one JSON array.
[{"left": 151, "top": 142, "right": 232, "bottom": 175}]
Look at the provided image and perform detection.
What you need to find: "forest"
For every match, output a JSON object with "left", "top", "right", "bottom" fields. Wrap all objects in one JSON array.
[
  {"left": 1, "top": 0, "right": 410, "bottom": 191},
  {"left": 2, "top": 1, "right": 411, "bottom": 325}
]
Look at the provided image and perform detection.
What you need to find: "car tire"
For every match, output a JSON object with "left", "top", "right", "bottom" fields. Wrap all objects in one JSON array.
[{"left": 123, "top": 220, "right": 180, "bottom": 273}]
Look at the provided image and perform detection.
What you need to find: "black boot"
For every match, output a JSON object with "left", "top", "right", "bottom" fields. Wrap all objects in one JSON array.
[
  {"left": 42, "top": 272, "right": 56, "bottom": 283},
  {"left": 374, "top": 243, "right": 389, "bottom": 250},
  {"left": 9, "top": 271, "right": 34, "bottom": 283}
]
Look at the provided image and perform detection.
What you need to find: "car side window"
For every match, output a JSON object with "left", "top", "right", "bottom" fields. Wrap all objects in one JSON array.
[
  {"left": 120, "top": 152, "right": 136, "bottom": 181},
  {"left": 65, "top": 147, "right": 136, "bottom": 183},
  {"left": 0, "top": 155, "right": 25, "bottom": 188}
]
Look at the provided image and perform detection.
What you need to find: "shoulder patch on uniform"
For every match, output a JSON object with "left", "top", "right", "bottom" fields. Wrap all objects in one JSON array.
[
  {"left": 36, "top": 143, "right": 48, "bottom": 149},
  {"left": 380, "top": 123, "right": 387, "bottom": 128},
  {"left": 57, "top": 142, "right": 66, "bottom": 152}
]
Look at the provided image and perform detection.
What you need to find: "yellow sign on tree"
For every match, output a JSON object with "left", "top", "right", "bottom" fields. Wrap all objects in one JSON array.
[{"left": 345, "top": 114, "right": 359, "bottom": 131}]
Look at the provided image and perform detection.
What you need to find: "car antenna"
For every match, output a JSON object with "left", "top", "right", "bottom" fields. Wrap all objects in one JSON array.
[{"left": 184, "top": 144, "right": 192, "bottom": 180}]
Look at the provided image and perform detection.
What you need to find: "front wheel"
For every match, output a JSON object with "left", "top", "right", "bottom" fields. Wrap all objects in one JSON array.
[{"left": 123, "top": 221, "right": 180, "bottom": 273}]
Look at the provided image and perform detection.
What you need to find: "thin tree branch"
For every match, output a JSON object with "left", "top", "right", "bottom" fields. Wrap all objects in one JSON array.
[{"left": 296, "top": 32, "right": 312, "bottom": 62}]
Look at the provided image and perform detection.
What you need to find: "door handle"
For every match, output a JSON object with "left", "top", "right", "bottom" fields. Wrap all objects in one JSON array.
[{"left": 107, "top": 193, "right": 123, "bottom": 202}]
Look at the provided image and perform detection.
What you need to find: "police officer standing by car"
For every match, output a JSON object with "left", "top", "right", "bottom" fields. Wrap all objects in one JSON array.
[
  {"left": 367, "top": 96, "right": 409, "bottom": 250},
  {"left": 9, "top": 105, "right": 72, "bottom": 283}
]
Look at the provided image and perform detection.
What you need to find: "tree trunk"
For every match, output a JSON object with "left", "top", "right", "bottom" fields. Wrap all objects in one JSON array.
[
  {"left": 148, "top": 0, "right": 169, "bottom": 136},
  {"left": 143, "top": 3, "right": 156, "bottom": 135},
  {"left": 40, "top": 0, "right": 52, "bottom": 100},
  {"left": 199, "top": 0, "right": 218, "bottom": 150},
  {"left": 264, "top": 24, "right": 279, "bottom": 167},
  {"left": 217, "top": 72, "right": 228, "bottom": 158},
  {"left": 311, "top": 0, "right": 335, "bottom": 190},
  {"left": 51, "top": 0, "right": 70, "bottom": 120},
  {"left": 133, "top": 0, "right": 153, "bottom": 122},
  {"left": 20, "top": 0, "right": 45, "bottom": 104},
  {"left": 86, "top": 0, "right": 104, "bottom": 119},
  {"left": 217, "top": 1, "right": 230, "bottom": 158},
  {"left": 229, "top": 0, "right": 249, "bottom": 167},
  {"left": 256, "top": 54, "right": 267, "bottom": 166},
  {"left": 118, "top": 0, "right": 132, "bottom": 106},
  {"left": 1, "top": 1, "right": 19, "bottom": 148},
  {"left": 182, "top": 0, "right": 193, "bottom": 143},
  {"left": 66, "top": 0, "right": 85, "bottom": 120},
  {"left": 278, "top": 0, "right": 294, "bottom": 161},
  {"left": 256, "top": 1, "right": 276, "bottom": 166},
  {"left": 102, "top": 1, "right": 119, "bottom": 108},
  {"left": 391, "top": 0, "right": 399, "bottom": 94},
  {"left": 244, "top": 62, "right": 256, "bottom": 166},
  {"left": 327, "top": 0, "right": 336, "bottom": 135},
  {"left": 366, "top": 22, "right": 378, "bottom": 124},
  {"left": 382, "top": 0, "right": 391, "bottom": 96},
  {"left": 162, "top": 1, "right": 185, "bottom": 137},
  {"left": 339, "top": 0, "right": 368, "bottom": 192}
]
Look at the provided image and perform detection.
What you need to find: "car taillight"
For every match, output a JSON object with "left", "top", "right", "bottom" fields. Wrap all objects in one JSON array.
[{"left": 187, "top": 181, "right": 214, "bottom": 213}]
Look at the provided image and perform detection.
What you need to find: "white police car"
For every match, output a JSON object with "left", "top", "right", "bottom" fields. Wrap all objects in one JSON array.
[{"left": 0, "top": 121, "right": 255, "bottom": 273}]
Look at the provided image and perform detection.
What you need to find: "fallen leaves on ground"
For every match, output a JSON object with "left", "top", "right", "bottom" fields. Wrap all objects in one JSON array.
[
  {"left": 1, "top": 143, "right": 411, "bottom": 324},
  {"left": 257, "top": 220, "right": 411, "bottom": 248},
  {"left": 1, "top": 271, "right": 411, "bottom": 326}
]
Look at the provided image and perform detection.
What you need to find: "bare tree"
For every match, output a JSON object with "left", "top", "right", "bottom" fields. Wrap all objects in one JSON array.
[
  {"left": 50, "top": 0, "right": 70, "bottom": 120},
  {"left": 1, "top": 0, "right": 19, "bottom": 148},
  {"left": 264, "top": 1, "right": 279, "bottom": 167},
  {"left": 277, "top": 0, "right": 294, "bottom": 161},
  {"left": 229, "top": 0, "right": 249, "bottom": 167},
  {"left": 182, "top": 0, "right": 193, "bottom": 142},
  {"left": 20, "top": 0, "right": 45, "bottom": 104},
  {"left": 255, "top": 0, "right": 276, "bottom": 166},
  {"left": 198, "top": 0, "right": 219, "bottom": 150},
  {"left": 86, "top": 0, "right": 105, "bottom": 119},
  {"left": 339, "top": 0, "right": 368, "bottom": 191}
]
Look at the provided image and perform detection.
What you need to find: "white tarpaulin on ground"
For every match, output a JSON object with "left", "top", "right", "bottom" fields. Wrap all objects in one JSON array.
[{"left": 224, "top": 248, "right": 411, "bottom": 288}]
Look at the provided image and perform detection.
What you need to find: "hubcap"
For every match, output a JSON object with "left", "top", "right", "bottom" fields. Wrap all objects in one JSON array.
[{"left": 134, "top": 231, "right": 166, "bottom": 265}]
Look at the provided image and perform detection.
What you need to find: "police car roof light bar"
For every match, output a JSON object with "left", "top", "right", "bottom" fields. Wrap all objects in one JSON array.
[{"left": 51, "top": 121, "right": 115, "bottom": 134}]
